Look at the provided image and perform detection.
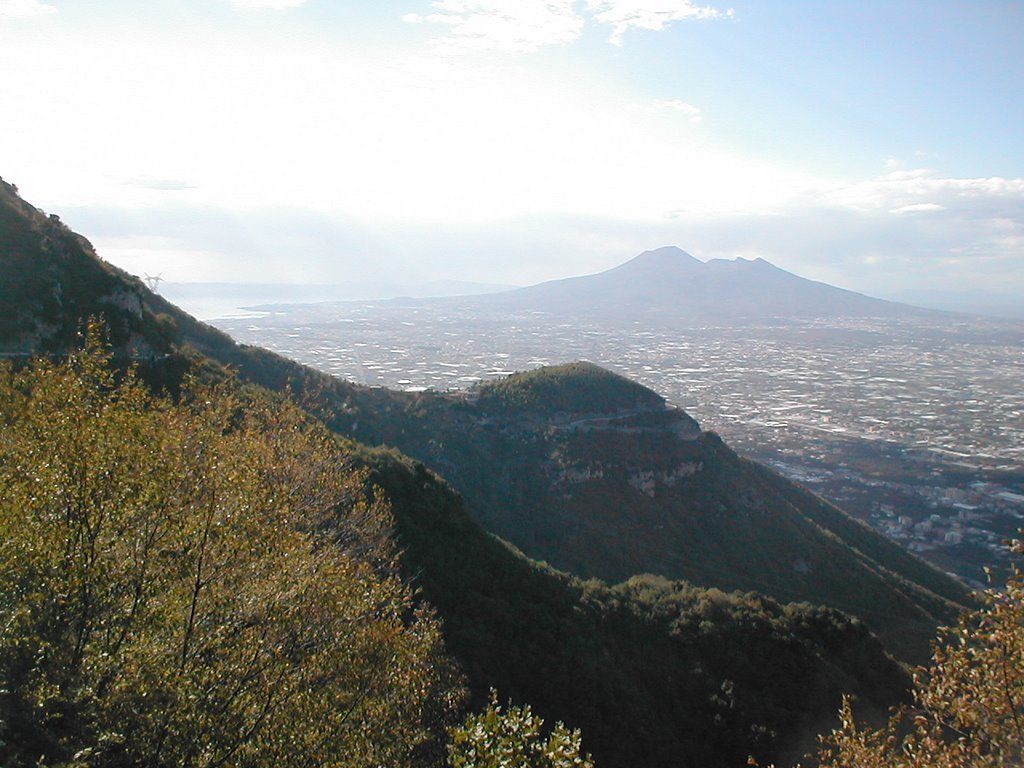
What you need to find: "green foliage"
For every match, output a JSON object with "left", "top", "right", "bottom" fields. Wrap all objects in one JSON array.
[
  {"left": 0, "top": 177, "right": 270, "bottom": 365},
  {"left": 473, "top": 362, "right": 664, "bottom": 416},
  {"left": 812, "top": 537, "right": 1024, "bottom": 768},
  {"left": 448, "top": 691, "right": 593, "bottom": 768},
  {"left": 0, "top": 179, "right": 962, "bottom": 768},
  {"left": 362, "top": 448, "right": 911, "bottom": 768},
  {"left": 0, "top": 179, "right": 134, "bottom": 352},
  {"left": 1, "top": 177, "right": 967, "bottom": 664},
  {"left": 354, "top": 377, "right": 967, "bottom": 663},
  {"left": 0, "top": 325, "right": 461, "bottom": 767}
]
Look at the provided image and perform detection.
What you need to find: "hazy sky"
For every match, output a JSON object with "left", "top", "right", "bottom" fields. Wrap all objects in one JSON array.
[{"left": 2, "top": 0, "right": 1022, "bottom": 305}]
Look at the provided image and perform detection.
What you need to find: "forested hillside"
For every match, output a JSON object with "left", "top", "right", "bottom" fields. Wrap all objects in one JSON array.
[
  {"left": 0, "top": 176, "right": 958, "bottom": 767},
  {"left": 0, "top": 333, "right": 464, "bottom": 767},
  {"left": 364, "top": 445, "right": 911, "bottom": 767},
  {"left": 337, "top": 363, "right": 970, "bottom": 661}
]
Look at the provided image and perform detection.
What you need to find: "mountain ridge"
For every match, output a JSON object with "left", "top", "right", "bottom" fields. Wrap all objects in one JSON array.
[
  {"left": 0, "top": 176, "right": 969, "bottom": 661},
  {"left": 0, "top": 176, "right": 970, "bottom": 766},
  {"left": 230, "top": 245, "right": 942, "bottom": 326},
  {"left": 471, "top": 244, "right": 929, "bottom": 321},
  {"left": 345, "top": 361, "right": 968, "bottom": 661}
]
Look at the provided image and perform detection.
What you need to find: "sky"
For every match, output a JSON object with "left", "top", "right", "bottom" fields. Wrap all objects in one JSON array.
[{"left": 1, "top": 0, "right": 1023, "bottom": 310}]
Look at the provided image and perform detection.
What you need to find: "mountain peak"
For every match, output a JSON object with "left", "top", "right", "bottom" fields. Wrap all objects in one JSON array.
[
  {"left": 475, "top": 361, "right": 666, "bottom": 416},
  {"left": 495, "top": 245, "right": 921, "bottom": 321},
  {"left": 636, "top": 245, "right": 699, "bottom": 261},
  {"left": 617, "top": 245, "right": 702, "bottom": 271}
]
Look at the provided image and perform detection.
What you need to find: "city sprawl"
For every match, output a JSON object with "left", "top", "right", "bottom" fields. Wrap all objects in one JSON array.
[{"left": 215, "top": 302, "right": 1024, "bottom": 586}]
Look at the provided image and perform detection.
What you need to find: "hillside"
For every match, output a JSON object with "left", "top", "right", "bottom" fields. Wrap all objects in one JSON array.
[
  {"left": 0, "top": 177, "right": 969, "bottom": 658},
  {"left": 0, "top": 176, "right": 957, "bottom": 766},
  {"left": 474, "top": 360, "right": 668, "bottom": 415},
  {"left": 337, "top": 363, "right": 970, "bottom": 662},
  {"left": 359, "top": 446, "right": 910, "bottom": 768},
  {"left": 0, "top": 178, "right": 381, "bottom": 406}
]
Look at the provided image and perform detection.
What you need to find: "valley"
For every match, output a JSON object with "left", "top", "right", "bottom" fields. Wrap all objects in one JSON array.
[
  {"left": 4, "top": 2, "right": 1021, "bottom": 760},
  {"left": 0, "top": 179, "right": 1005, "bottom": 766},
  {"left": 213, "top": 300, "right": 1024, "bottom": 586}
]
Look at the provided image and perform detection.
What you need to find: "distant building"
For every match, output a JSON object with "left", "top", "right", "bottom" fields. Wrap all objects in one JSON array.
[{"left": 954, "top": 504, "right": 977, "bottom": 521}]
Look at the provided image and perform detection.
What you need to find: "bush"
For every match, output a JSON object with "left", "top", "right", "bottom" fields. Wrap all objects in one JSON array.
[
  {"left": 448, "top": 691, "right": 594, "bottom": 768},
  {"left": 0, "top": 324, "right": 460, "bottom": 767},
  {"left": 813, "top": 539, "right": 1024, "bottom": 767}
]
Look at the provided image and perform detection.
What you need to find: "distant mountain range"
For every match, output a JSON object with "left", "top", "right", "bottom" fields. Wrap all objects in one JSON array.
[
  {"left": 428, "top": 245, "right": 935, "bottom": 322},
  {"left": 0, "top": 176, "right": 973, "bottom": 767},
  {"left": 239, "top": 245, "right": 938, "bottom": 326},
  {"left": 161, "top": 279, "right": 513, "bottom": 320},
  {"left": 878, "top": 287, "right": 1024, "bottom": 319}
]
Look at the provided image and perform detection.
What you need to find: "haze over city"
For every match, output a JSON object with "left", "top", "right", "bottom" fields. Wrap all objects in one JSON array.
[
  {"left": 209, "top": 254, "right": 1024, "bottom": 586},
  {"left": 4, "top": 4, "right": 1024, "bottom": 759},
  {"left": 2, "top": 0, "right": 1023, "bottom": 314}
]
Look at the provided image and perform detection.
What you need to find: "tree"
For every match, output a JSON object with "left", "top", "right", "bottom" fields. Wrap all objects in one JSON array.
[
  {"left": 814, "top": 539, "right": 1024, "bottom": 768},
  {"left": 0, "top": 325, "right": 461, "bottom": 767},
  {"left": 447, "top": 691, "right": 594, "bottom": 768}
]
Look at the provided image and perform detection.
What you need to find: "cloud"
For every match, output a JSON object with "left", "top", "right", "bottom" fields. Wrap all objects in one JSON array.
[
  {"left": 407, "top": 0, "right": 732, "bottom": 52},
  {"left": 889, "top": 203, "right": 945, "bottom": 215},
  {"left": 5, "top": 19, "right": 1018, "bottom": 304},
  {"left": 816, "top": 170, "right": 1024, "bottom": 218},
  {"left": 0, "top": 0, "right": 56, "bottom": 19},
  {"left": 654, "top": 99, "right": 702, "bottom": 123},
  {"left": 227, "top": 0, "right": 307, "bottom": 9},
  {"left": 123, "top": 177, "right": 198, "bottom": 192},
  {"left": 407, "top": 0, "right": 583, "bottom": 53},
  {"left": 585, "top": 0, "right": 732, "bottom": 45},
  {"left": 64, "top": 203, "right": 386, "bottom": 284},
  {"left": 68, "top": 164, "right": 1024, "bottom": 302},
  {"left": 659, "top": 170, "right": 1024, "bottom": 298}
]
